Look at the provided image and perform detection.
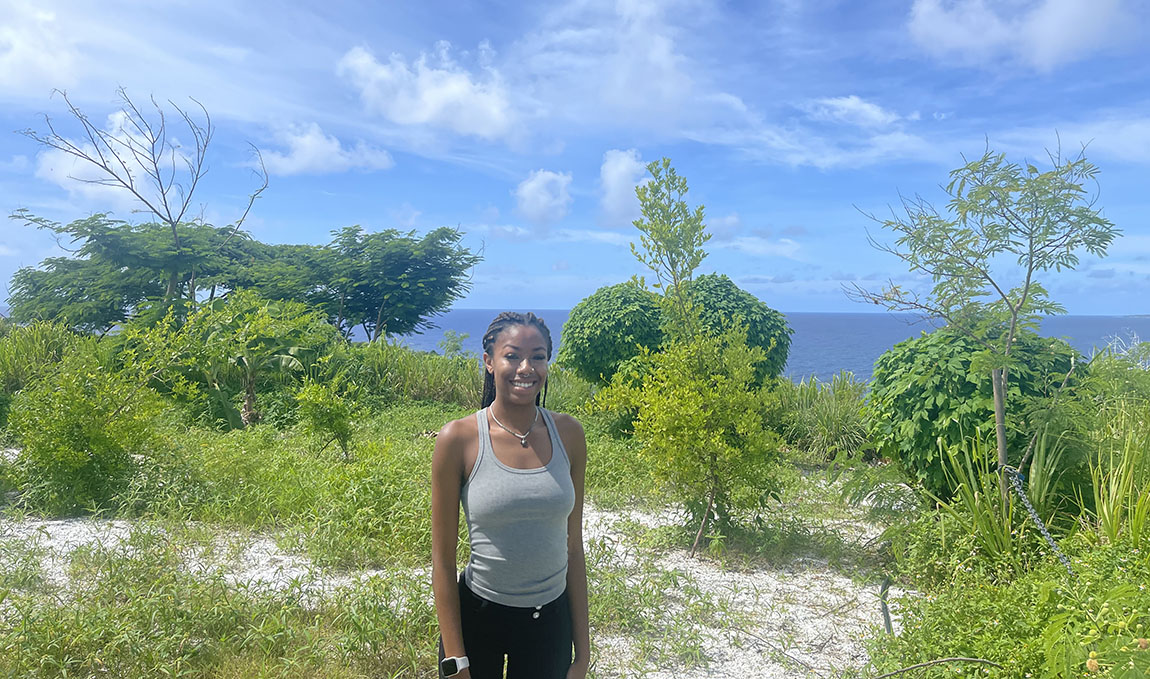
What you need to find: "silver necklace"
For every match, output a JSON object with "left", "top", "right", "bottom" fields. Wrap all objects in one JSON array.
[{"left": 488, "top": 406, "right": 539, "bottom": 448}]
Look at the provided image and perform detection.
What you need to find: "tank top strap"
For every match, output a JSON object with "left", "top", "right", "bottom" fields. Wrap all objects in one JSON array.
[
  {"left": 539, "top": 408, "right": 569, "bottom": 469},
  {"left": 468, "top": 408, "right": 492, "bottom": 486}
]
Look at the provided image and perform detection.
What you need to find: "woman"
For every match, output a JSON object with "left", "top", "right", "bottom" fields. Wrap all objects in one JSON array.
[{"left": 431, "top": 312, "right": 590, "bottom": 679}]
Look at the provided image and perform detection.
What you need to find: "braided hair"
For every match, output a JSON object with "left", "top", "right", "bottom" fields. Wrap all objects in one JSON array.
[{"left": 481, "top": 312, "right": 553, "bottom": 409}]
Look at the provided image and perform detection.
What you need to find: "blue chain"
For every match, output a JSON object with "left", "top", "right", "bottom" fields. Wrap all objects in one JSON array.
[{"left": 1002, "top": 465, "right": 1075, "bottom": 578}]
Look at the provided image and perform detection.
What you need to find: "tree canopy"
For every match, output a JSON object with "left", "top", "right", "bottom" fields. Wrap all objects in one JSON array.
[{"left": 7, "top": 214, "right": 481, "bottom": 340}]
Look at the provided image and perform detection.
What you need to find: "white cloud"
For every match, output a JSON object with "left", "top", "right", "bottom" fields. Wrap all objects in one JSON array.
[
  {"left": 0, "top": 3, "right": 79, "bottom": 91},
  {"left": 708, "top": 213, "right": 742, "bottom": 241},
  {"left": 714, "top": 236, "right": 802, "bottom": 260},
  {"left": 514, "top": 169, "right": 573, "bottom": 226},
  {"left": 553, "top": 228, "right": 632, "bottom": 246},
  {"left": 391, "top": 202, "right": 422, "bottom": 228},
  {"left": 510, "top": 0, "right": 728, "bottom": 133},
  {"left": 0, "top": 245, "right": 17, "bottom": 256},
  {"left": 807, "top": 95, "right": 900, "bottom": 128},
  {"left": 996, "top": 115, "right": 1150, "bottom": 163},
  {"left": 33, "top": 110, "right": 182, "bottom": 214},
  {"left": 908, "top": 0, "right": 1132, "bottom": 70},
  {"left": 599, "top": 148, "right": 648, "bottom": 228},
  {"left": 262, "top": 123, "right": 393, "bottom": 175},
  {"left": 337, "top": 42, "right": 514, "bottom": 139}
]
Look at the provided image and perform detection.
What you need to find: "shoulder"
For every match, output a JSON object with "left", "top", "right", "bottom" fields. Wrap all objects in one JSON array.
[
  {"left": 433, "top": 413, "right": 479, "bottom": 466},
  {"left": 437, "top": 413, "right": 478, "bottom": 446}
]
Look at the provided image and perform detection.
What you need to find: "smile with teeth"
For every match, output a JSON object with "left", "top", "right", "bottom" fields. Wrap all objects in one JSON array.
[{"left": 511, "top": 379, "right": 537, "bottom": 389}]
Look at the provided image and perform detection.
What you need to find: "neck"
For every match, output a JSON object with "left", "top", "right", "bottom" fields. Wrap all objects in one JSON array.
[{"left": 489, "top": 399, "right": 538, "bottom": 432}]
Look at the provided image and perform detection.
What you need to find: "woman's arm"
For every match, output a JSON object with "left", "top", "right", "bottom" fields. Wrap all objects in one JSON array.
[
  {"left": 431, "top": 419, "right": 470, "bottom": 677},
  {"left": 560, "top": 415, "right": 590, "bottom": 678}
]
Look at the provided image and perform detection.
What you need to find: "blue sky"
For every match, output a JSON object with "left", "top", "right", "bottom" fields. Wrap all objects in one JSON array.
[{"left": 1, "top": 0, "right": 1149, "bottom": 315}]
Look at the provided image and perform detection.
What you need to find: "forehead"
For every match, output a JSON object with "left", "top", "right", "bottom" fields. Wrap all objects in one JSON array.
[{"left": 491, "top": 323, "right": 547, "bottom": 351}]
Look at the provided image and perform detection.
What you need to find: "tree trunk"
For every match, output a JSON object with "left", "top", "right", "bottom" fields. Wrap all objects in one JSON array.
[
  {"left": 373, "top": 303, "right": 387, "bottom": 342},
  {"left": 991, "top": 367, "right": 1009, "bottom": 503},
  {"left": 690, "top": 483, "right": 716, "bottom": 557},
  {"left": 208, "top": 284, "right": 217, "bottom": 302},
  {"left": 241, "top": 376, "right": 261, "bottom": 426},
  {"left": 165, "top": 270, "right": 180, "bottom": 305}
]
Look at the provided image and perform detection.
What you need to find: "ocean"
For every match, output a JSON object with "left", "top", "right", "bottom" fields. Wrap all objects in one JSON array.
[{"left": 392, "top": 310, "right": 1150, "bottom": 383}]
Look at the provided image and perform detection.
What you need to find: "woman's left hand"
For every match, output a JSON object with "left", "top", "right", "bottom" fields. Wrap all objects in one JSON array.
[{"left": 566, "top": 658, "right": 589, "bottom": 679}]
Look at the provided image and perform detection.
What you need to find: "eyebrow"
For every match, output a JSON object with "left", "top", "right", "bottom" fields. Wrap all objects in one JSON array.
[{"left": 503, "top": 344, "right": 547, "bottom": 351}]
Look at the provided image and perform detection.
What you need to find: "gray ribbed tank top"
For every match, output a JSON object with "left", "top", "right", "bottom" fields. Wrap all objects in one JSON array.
[{"left": 461, "top": 407, "right": 575, "bottom": 607}]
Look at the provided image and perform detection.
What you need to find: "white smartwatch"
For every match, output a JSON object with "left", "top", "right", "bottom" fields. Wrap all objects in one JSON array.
[{"left": 440, "top": 655, "right": 469, "bottom": 676}]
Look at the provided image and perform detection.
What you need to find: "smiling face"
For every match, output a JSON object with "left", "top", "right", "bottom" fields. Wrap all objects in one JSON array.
[{"left": 483, "top": 323, "right": 549, "bottom": 407}]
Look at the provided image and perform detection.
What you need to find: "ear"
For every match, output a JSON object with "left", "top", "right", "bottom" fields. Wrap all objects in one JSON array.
[{"left": 483, "top": 352, "right": 494, "bottom": 374}]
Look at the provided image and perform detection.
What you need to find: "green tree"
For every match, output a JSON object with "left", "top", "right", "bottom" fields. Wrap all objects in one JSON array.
[
  {"left": 597, "top": 324, "right": 779, "bottom": 555},
  {"left": 18, "top": 88, "right": 267, "bottom": 310},
  {"left": 324, "top": 225, "right": 481, "bottom": 341},
  {"left": 630, "top": 158, "right": 710, "bottom": 340},
  {"left": 8, "top": 254, "right": 161, "bottom": 332},
  {"left": 850, "top": 145, "right": 1118, "bottom": 497},
  {"left": 614, "top": 158, "right": 780, "bottom": 555},
  {"left": 7, "top": 214, "right": 259, "bottom": 331}
]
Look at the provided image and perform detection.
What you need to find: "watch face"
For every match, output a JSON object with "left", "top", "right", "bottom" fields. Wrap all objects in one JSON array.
[{"left": 440, "top": 658, "right": 459, "bottom": 675}]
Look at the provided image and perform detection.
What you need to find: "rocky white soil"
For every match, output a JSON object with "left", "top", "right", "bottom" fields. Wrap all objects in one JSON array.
[{"left": 0, "top": 504, "right": 906, "bottom": 678}]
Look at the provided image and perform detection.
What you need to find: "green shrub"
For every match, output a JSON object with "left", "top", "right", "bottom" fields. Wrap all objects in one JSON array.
[
  {"left": 594, "top": 322, "right": 781, "bottom": 545},
  {"left": 559, "top": 281, "right": 664, "bottom": 385},
  {"left": 774, "top": 371, "right": 870, "bottom": 461},
  {"left": 7, "top": 355, "right": 165, "bottom": 514},
  {"left": 295, "top": 378, "right": 354, "bottom": 459},
  {"left": 687, "top": 273, "right": 791, "bottom": 381},
  {"left": 123, "top": 291, "right": 343, "bottom": 429},
  {"left": 868, "top": 327, "right": 1081, "bottom": 497},
  {"left": 873, "top": 532, "right": 1150, "bottom": 679}
]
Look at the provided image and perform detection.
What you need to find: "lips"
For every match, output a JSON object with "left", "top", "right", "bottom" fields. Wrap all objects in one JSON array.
[{"left": 510, "top": 379, "right": 537, "bottom": 390}]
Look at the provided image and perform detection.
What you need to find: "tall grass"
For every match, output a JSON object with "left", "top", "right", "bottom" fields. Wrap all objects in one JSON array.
[
  {"left": 776, "top": 371, "right": 869, "bottom": 461},
  {"left": 350, "top": 340, "right": 482, "bottom": 408},
  {"left": 0, "top": 320, "right": 80, "bottom": 394},
  {"left": 1089, "top": 401, "right": 1150, "bottom": 546}
]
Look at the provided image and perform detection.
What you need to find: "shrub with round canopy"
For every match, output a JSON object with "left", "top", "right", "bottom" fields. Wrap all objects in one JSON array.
[
  {"left": 687, "top": 273, "right": 792, "bottom": 381},
  {"left": 868, "top": 326, "right": 1082, "bottom": 497},
  {"left": 558, "top": 282, "right": 663, "bottom": 385}
]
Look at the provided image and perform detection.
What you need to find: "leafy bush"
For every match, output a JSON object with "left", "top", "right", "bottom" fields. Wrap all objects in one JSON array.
[
  {"left": 6, "top": 355, "right": 165, "bottom": 514},
  {"left": 687, "top": 273, "right": 791, "bottom": 381},
  {"left": 868, "top": 327, "right": 1081, "bottom": 497},
  {"left": 295, "top": 378, "right": 354, "bottom": 459},
  {"left": 125, "top": 290, "right": 342, "bottom": 428},
  {"left": 774, "top": 371, "right": 870, "bottom": 461},
  {"left": 873, "top": 532, "right": 1150, "bottom": 679},
  {"left": 595, "top": 322, "right": 781, "bottom": 546},
  {"left": 559, "top": 281, "right": 664, "bottom": 385}
]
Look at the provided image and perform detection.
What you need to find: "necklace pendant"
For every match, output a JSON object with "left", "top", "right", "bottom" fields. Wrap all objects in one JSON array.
[{"left": 520, "top": 437, "right": 529, "bottom": 448}]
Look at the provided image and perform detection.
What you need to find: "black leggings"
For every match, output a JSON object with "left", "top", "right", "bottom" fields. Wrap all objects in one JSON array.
[{"left": 439, "top": 573, "right": 573, "bottom": 678}]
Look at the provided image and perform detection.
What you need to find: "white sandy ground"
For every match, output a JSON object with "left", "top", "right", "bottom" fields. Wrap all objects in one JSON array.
[{"left": 0, "top": 501, "right": 910, "bottom": 678}]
